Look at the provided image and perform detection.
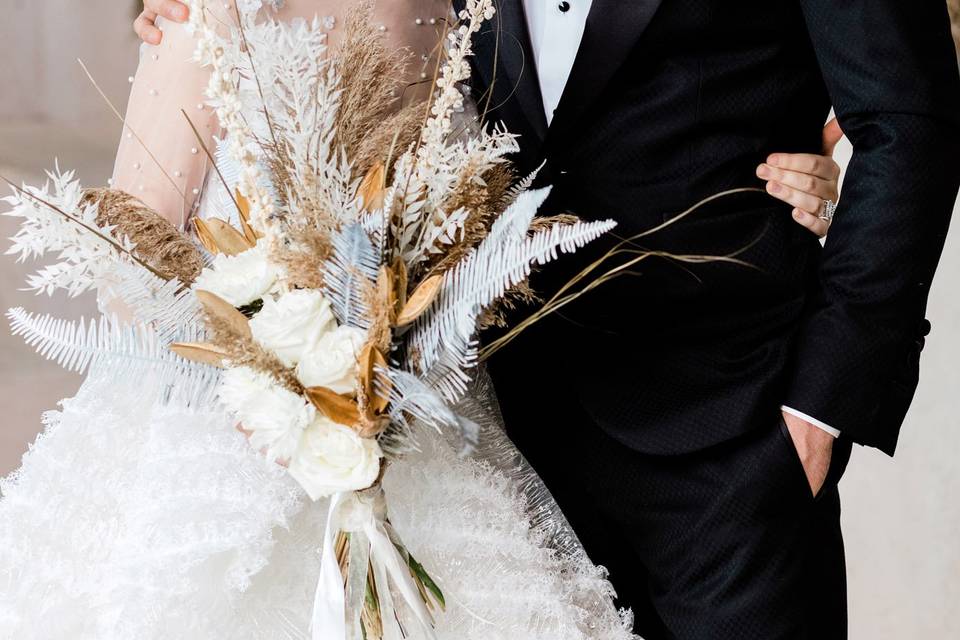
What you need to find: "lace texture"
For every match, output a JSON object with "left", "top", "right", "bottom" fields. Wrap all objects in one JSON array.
[{"left": 0, "top": 358, "right": 634, "bottom": 639}]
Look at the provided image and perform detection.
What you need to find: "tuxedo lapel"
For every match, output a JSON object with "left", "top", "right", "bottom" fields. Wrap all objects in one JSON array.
[
  {"left": 547, "top": 0, "right": 665, "bottom": 143},
  {"left": 468, "top": 0, "right": 548, "bottom": 141}
]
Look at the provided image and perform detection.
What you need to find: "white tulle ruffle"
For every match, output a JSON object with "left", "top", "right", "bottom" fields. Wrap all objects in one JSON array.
[{"left": 0, "top": 365, "right": 634, "bottom": 639}]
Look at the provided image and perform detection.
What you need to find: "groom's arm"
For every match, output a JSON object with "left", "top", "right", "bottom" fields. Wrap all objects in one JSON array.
[{"left": 788, "top": 0, "right": 960, "bottom": 455}]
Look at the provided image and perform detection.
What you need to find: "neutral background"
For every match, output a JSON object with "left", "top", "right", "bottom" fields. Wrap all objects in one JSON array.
[{"left": 1, "top": 2, "right": 958, "bottom": 638}]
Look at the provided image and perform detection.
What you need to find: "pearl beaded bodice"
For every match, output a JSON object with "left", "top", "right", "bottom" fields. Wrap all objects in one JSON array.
[{"left": 111, "top": 0, "right": 452, "bottom": 227}]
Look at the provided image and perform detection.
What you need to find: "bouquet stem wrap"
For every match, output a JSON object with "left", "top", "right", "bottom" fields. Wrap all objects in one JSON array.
[{"left": 314, "top": 486, "right": 438, "bottom": 640}]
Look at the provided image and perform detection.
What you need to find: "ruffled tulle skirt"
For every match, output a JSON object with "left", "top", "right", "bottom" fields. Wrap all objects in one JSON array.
[{"left": 0, "top": 366, "right": 634, "bottom": 639}]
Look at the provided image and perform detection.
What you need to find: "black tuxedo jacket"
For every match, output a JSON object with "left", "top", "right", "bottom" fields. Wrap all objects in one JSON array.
[{"left": 459, "top": 0, "right": 960, "bottom": 455}]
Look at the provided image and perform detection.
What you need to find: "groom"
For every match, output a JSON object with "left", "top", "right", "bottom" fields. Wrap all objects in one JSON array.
[{"left": 450, "top": 1, "right": 960, "bottom": 638}]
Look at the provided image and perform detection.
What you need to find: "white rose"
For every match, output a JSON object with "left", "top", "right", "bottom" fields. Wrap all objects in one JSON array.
[
  {"left": 217, "top": 366, "right": 316, "bottom": 463},
  {"left": 295, "top": 325, "right": 368, "bottom": 394},
  {"left": 193, "top": 243, "right": 279, "bottom": 307},
  {"left": 249, "top": 289, "right": 336, "bottom": 367},
  {"left": 287, "top": 416, "right": 383, "bottom": 500}
]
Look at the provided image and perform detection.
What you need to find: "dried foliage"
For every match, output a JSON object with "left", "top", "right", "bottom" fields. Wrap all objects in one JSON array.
[
  {"left": 332, "top": 1, "right": 416, "bottom": 168},
  {"left": 82, "top": 188, "right": 204, "bottom": 284},
  {"left": 204, "top": 308, "right": 303, "bottom": 393}
]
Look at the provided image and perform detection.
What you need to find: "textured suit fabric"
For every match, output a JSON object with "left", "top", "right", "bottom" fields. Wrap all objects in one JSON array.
[
  {"left": 492, "top": 357, "right": 854, "bottom": 639},
  {"left": 459, "top": 0, "right": 960, "bottom": 456}
]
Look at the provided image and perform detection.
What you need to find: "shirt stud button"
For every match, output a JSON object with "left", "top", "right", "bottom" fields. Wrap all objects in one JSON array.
[{"left": 558, "top": 1, "right": 571, "bottom": 12}]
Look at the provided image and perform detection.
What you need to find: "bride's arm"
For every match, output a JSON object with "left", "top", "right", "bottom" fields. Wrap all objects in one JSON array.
[{"left": 113, "top": 12, "right": 224, "bottom": 228}]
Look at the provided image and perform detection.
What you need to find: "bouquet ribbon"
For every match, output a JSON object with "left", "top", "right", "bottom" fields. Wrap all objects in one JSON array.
[{"left": 312, "top": 488, "right": 438, "bottom": 640}]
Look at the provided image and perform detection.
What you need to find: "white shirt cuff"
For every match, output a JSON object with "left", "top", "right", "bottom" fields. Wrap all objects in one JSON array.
[{"left": 781, "top": 406, "right": 841, "bottom": 438}]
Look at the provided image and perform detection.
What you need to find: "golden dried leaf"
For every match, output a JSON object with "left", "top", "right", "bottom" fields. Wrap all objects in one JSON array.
[
  {"left": 358, "top": 343, "right": 391, "bottom": 414},
  {"left": 357, "top": 416, "right": 390, "bottom": 440},
  {"left": 170, "top": 342, "right": 229, "bottom": 367},
  {"left": 195, "top": 289, "right": 252, "bottom": 339},
  {"left": 203, "top": 217, "right": 255, "bottom": 256},
  {"left": 234, "top": 189, "right": 260, "bottom": 244},
  {"left": 377, "top": 265, "right": 397, "bottom": 322},
  {"left": 357, "top": 161, "right": 386, "bottom": 212},
  {"left": 395, "top": 274, "right": 442, "bottom": 326},
  {"left": 305, "top": 386, "right": 361, "bottom": 427},
  {"left": 392, "top": 257, "right": 408, "bottom": 309},
  {"left": 192, "top": 218, "right": 219, "bottom": 254}
]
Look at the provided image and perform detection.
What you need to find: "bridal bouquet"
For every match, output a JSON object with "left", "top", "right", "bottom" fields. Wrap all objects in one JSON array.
[{"left": 4, "top": 1, "right": 614, "bottom": 637}]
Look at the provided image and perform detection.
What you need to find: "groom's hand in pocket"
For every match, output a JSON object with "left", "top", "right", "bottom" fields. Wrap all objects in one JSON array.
[{"left": 782, "top": 411, "right": 834, "bottom": 496}]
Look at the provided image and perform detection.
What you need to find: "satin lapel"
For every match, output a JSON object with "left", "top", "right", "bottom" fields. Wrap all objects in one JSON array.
[
  {"left": 470, "top": 0, "right": 548, "bottom": 141},
  {"left": 547, "top": 0, "right": 665, "bottom": 144}
]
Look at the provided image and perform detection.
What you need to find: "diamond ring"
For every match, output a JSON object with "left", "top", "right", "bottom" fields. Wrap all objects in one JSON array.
[{"left": 819, "top": 199, "right": 838, "bottom": 223}]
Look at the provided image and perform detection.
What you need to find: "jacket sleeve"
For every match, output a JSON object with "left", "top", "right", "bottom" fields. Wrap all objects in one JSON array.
[{"left": 787, "top": 0, "right": 960, "bottom": 455}]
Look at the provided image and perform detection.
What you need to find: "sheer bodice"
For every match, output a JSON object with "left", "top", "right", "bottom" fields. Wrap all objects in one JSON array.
[{"left": 111, "top": 0, "right": 452, "bottom": 227}]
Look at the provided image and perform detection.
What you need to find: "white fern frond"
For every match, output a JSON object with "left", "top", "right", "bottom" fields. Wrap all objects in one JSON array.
[
  {"left": 381, "top": 369, "right": 479, "bottom": 457},
  {"left": 100, "top": 261, "right": 204, "bottom": 345},
  {"left": 408, "top": 203, "right": 616, "bottom": 377},
  {"left": 322, "top": 223, "right": 381, "bottom": 329},
  {"left": 502, "top": 160, "right": 545, "bottom": 208},
  {"left": 7, "top": 307, "right": 220, "bottom": 406}
]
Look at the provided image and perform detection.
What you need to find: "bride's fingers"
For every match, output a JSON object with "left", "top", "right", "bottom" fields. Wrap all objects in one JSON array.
[
  {"left": 766, "top": 152, "right": 840, "bottom": 181},
  {"left": 765, "top": 179, "right": 823, "bottom": 216},
  {"left": 134, "top": 11, "right": 162, "bottom": 46},
  {"left": 756, "top": 164, "right": 838, "bottom": 201},
  {"left": 144, "top": 0, "right": 190, "bottom": 22},
  {"left": 791, "top": 208, "right": 830, "bottom": 238}
]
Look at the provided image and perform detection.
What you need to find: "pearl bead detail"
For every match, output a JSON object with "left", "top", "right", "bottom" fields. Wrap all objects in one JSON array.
[
  {"left": 151, "top": 54, "right": 159, "bottom": 61},
  {"left": 429, "top": 18, "right": 437, "bottom": 25},
  {"left": 149, "top": 88, "right": 158, "bottom": 96},
  {"left": 190, "top": 148, "right": 199, "bottom": 155},
  {"left": 127, "top": 76, "right": 135, "bottom": 84},
  {"left": 174, "top": 170, "right": 183, "bottom": 178},
  {"left": 192, "top": 188, "right": 200, "bottom": 195},
  {"left": 138, "top": 185, "right": 145, "bottom": 192},
  {"left": 378, "top": 25, "right": 387, "bottom": 33},
  {"left": 197, "top": 103, "right": 204, "bottom": 110},
  {"left": 107, "top": 178, "right": 113, "bottom": 186},
  {"left": 415, "top": 18, "right": 424, "bottom": 25},
  {"left": 133, "top": 162, "right": 141, "bottom": 170}
]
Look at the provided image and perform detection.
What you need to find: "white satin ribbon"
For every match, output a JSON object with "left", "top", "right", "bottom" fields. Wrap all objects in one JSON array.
[{"left": 311, "top": 488, "right": 438, "bottom": 640}]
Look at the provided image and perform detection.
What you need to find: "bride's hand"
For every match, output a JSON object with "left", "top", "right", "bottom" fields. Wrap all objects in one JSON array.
[
  {"left": 756, "top": 118, "right": 845, "bottom": 238},
  {"left": 134, "top": 0, "right": 190, "bottom": 46}
]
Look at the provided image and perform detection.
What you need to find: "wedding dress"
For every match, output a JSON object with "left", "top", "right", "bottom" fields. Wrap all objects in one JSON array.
[{"left": 0, "top": 2, "right": 635, "bottom": 638}]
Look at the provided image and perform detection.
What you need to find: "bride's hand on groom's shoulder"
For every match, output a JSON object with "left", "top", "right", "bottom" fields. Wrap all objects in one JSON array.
[
  {"left": 134, "top": 0, "right": 190, "bottom": 46},
  {"left": 757, "top": 118, "right": 845, "bottom": 239}
]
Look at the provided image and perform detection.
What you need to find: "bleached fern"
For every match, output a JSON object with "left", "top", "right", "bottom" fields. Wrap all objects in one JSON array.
[
  {"left": 407, "top": 188, "right": 617, "bottom": 383},
  {"left": 322, "top": 223, "right": 382, "bottom": 329},
  {"left": 99, "top": 261, "right": 204, "bottom": 345},
  {"left": 7, "top": 307, "right": 220, "bottom": 407},
  {"left": 382, "top": 369, "right": 480, "bottom": 457},
  {"left": 3, "top": 168, "right": 136, "bottom": 297}
]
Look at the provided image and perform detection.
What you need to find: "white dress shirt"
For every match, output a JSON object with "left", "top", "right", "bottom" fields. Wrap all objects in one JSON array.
[{"left": 520, "top": 0, "right": 840, "bottom": 437}]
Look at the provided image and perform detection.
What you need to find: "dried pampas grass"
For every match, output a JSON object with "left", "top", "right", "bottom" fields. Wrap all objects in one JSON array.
[
  {"left": 204, "top": 307, "right": 304, "bottom": 393},
  {"left": 82, "top": 188, "right": 204, "bottom": 285},
  {"left": 333, "top": 1, "right": 418, "bottom": 169}
]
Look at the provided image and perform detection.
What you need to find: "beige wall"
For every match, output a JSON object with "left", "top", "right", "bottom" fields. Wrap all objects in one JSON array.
[{"left": 0, "top": 0, "right": 138, "bottom": 144}]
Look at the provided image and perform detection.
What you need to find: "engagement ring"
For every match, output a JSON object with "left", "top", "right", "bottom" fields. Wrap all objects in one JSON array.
[{"left": 820, "top": 199, "right": 838, "bottom": 223}]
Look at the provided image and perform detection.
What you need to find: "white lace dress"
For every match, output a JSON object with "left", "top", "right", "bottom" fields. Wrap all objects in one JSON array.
[{"left": 0, "top": 3, "right": 635, "bottom": 639}]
